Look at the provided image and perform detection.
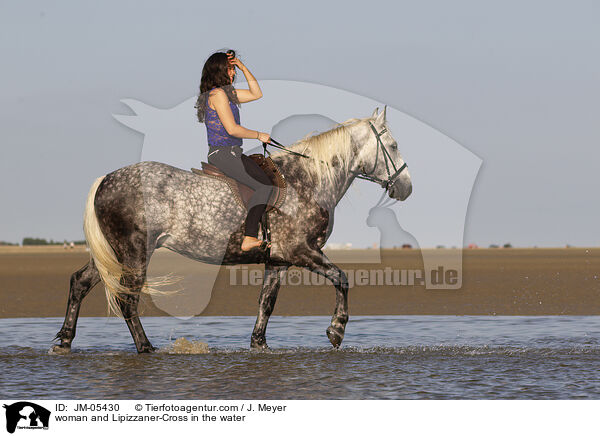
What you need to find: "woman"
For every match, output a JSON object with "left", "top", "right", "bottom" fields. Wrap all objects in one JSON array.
[{"left": 195, "top": 50, "right": 274, "bottom": 252}]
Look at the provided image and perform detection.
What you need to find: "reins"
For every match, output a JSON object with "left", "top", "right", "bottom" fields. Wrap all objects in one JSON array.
[{"left": 262, "top": 137, "right": 311, "bottom": 159}]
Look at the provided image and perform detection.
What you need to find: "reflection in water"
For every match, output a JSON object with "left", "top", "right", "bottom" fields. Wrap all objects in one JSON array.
[{"left": 1, "top": 316, "right": 599, "bottom": 399}]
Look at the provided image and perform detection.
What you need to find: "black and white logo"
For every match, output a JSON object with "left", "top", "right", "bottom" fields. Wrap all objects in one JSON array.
[{"left": 3, "top": 402, "right": 50, "bottom": 434}]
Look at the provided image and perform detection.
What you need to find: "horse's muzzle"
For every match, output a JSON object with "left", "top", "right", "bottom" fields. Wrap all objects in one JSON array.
[{"left": 388, "top": 178, "right": 412, "bottom": 201}]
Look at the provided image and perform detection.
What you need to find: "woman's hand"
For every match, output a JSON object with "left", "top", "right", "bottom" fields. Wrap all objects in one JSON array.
[
  {"left": 227, "top": 52, "right": 246, "bottom": 70},
  {"left": 257, "top": 132, "right": 270, "bottom": 143},
  {"left": 227, "top": 50, "right": 263, "bottom": 103}
]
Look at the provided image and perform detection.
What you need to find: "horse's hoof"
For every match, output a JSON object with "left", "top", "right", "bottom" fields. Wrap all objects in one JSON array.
[
  {"left": 138, "top": 344, "right": 156, "bottom": 354},
  {"left": 250, "top": 345, "right": 270, "bottom": 352},
  {"left": 250, "top": 337, "right": 269, "bottom": 350},
  {"left": 326, "top": 326, "right": 344, "bottom": 348},
  {"left": 48, "top": 344, "right": 71, "bottom": 355}
]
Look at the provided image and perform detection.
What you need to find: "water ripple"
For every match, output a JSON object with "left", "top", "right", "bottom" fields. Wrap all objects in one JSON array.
[{"left": 1, "top": 316, "right": 600, "bottom": 399}]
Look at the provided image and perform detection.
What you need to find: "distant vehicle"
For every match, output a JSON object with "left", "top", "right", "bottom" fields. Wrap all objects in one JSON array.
[{"left": 402, "top": 244, "right": 412, "bottom": 249}]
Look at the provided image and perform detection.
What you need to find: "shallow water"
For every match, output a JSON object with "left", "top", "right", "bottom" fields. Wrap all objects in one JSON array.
[{"left": 1, "top": 316, "right": 599, "bottom": 399}]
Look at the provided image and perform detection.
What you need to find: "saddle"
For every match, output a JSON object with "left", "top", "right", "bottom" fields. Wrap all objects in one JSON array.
[{"left": 191, "top": 154, "right": 286, "bottom": 212}]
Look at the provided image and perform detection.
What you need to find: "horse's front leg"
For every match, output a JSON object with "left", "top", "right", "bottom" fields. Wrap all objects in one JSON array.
[
  {"left": 250, "top": 264, "right": 288, "bottom": 349},
  {"left": 300, "top": 250, "right": 349, "bottom": 348}
]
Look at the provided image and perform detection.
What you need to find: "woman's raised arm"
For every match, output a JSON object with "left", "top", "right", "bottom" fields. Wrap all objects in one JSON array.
[{"left": 228, "top": 54, "right": 262, "bottom": 103}]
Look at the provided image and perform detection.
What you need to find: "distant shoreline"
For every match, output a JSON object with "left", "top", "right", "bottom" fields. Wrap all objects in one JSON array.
[
  {"left": 0, "top": 245, "right": 593, "bottom": 254},
  {"left": 1, "top": 247, "right": 599, "bottom": 318},
  {"left": 0, "top": 245, "right": 89, "bottom": 254}
]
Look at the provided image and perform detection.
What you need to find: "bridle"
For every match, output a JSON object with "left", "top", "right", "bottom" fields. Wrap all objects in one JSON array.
[
  {"left": 352, "top": 121, "right": 408, "bottom": 190},
  {"left": 262, "top": 121, "right": 408, "bottom": 192}
]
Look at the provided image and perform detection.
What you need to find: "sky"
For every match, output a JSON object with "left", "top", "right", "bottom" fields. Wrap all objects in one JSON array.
[{"left": 1, "top": 0, "right": 599, "bottom": 247}]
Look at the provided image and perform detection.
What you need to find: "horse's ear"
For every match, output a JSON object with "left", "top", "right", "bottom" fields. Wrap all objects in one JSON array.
[
  {"left": 371, "top": 107, "right": 379, "bottom": 118},
  {"left": 375, "top": 105, "right": 387, "bottom": 125}
]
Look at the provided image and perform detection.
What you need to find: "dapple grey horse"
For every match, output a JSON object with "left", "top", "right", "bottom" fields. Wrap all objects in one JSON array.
[{"left": 51, "top": 107, "right": 412, "bottom": 353}]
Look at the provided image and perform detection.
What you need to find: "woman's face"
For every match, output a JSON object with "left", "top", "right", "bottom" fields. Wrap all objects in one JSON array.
[{"left": 227, "top": 64, "right": 235, "bottom": 83}]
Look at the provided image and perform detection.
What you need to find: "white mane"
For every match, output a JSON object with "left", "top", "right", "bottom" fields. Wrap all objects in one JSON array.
[{"left": 273, "top": 117, "right": 368, "bottom": 186}]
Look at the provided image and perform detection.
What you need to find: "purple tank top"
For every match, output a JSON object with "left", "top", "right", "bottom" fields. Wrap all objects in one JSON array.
[{"left": 205, "top": 90, "right": 243, "bottom": 147}]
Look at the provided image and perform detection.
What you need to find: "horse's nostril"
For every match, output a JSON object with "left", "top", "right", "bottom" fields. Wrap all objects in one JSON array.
[{"left": 391, "top": 182, "right": 412, "bottom": 201}]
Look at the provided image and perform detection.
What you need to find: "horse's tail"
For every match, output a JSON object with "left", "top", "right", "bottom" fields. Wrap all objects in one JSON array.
[
  {"left": 84, "top": 175, "right": 133, "bottom": 316},
  {"left": 83, "top": 176, "right": 179, "bottom": 317}
]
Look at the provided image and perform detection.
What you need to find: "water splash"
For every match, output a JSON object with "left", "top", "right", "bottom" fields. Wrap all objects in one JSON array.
[{"left": 158, "top": 337, "right": 210, "bottom": 354}]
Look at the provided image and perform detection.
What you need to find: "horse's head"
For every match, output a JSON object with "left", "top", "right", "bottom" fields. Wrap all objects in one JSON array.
[{"left": 357, "top": 106, "right": 412, "bottom": 201}]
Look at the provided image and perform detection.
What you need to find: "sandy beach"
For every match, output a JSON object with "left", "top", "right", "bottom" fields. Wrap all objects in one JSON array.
[{"left": 0, "top": 246, "right": 598, "bottom": 318}]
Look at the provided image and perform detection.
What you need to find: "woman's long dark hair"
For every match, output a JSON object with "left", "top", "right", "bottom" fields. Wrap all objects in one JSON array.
[{"left": 195, "top": 50, "right": 240, "bottom": 123}]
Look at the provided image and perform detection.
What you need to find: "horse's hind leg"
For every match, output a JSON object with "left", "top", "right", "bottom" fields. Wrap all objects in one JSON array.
[
  {"left": 251, "top": 264, "right": 288, "bottom": 349},
  {"left": 51, "top": 260, "right": 101, "bottom": 354},
  {"left": 117, "top": 292, "right": 155, "bottom": 353},
  {"left": 117, "top": 269, "right": 155, "bottom": 353}
]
